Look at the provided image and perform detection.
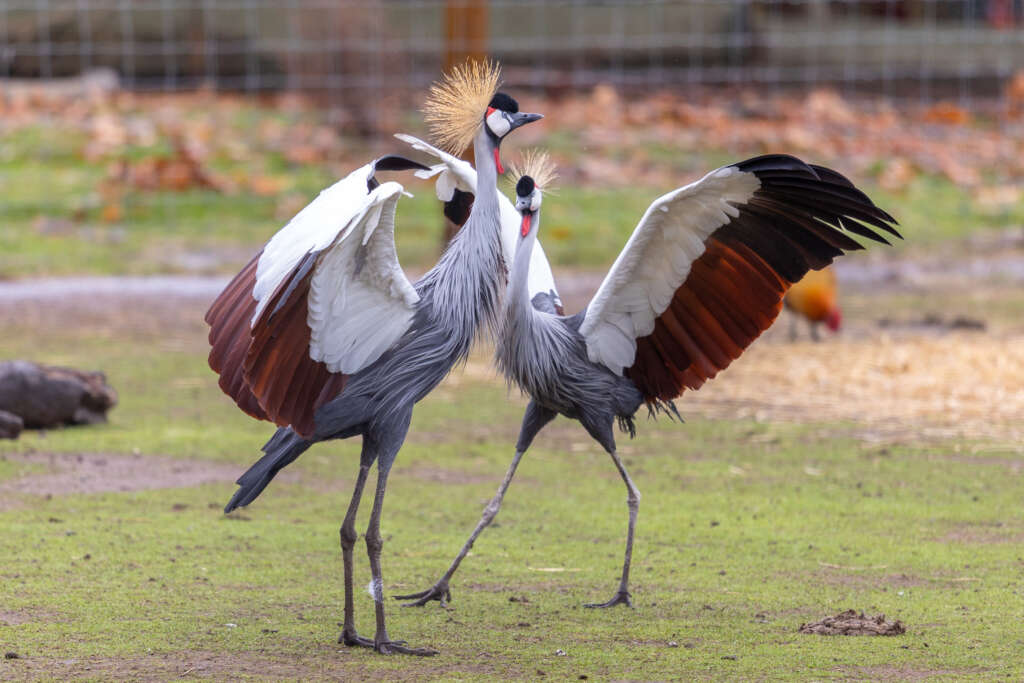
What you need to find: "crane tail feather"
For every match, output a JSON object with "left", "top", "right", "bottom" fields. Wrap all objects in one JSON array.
[{"left": 225, "top": 428, "right": 310, "bottom": 513}]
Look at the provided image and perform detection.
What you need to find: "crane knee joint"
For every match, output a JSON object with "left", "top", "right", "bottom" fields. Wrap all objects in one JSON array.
[
  {"left": 364, "top": 531, "right": 384, "bottom": 554},
  {"left": 481, "top": 500, "right": 500, "bottom": 522},
  {"left": 339, "top": 526, "right": 358, "bottom": 549}
]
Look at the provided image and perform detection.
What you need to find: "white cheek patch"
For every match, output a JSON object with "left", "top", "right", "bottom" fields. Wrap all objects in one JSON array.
[
  {"left": 486, "top": 109, "right": 511, "bottom": 138},
  {"left": 530, "top": 192, "right": 542, "bottom": 211}
]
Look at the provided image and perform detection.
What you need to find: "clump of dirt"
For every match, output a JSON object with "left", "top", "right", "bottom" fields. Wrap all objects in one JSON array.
[{"left": 799, "top": 610, "right": 905, "bottom": 636}]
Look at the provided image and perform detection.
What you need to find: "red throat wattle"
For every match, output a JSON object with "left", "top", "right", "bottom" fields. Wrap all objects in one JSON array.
[
  {"left": 493, "top": 147, "right": 504, "bottom": 175},
  {"left": 520, "top": 213, "right": 532, "bottom": 237}
]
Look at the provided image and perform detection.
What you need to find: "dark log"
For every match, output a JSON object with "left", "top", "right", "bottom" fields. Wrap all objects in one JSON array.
[
  {"left": 0, "top": 409, "right": 23, "bottom": 440},
  {"left": 0, "top": 361, "right": 117, "bottom": 429}
]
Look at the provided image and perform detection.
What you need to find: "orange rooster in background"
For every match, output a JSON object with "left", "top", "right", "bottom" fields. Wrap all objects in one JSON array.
[{"left": 784, "top": 267, "right": 841, "bottom": 341}]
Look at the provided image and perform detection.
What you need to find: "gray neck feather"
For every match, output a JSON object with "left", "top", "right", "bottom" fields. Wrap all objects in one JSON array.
[
  {"left": 419, "top": 126, "right": 506, "bottom": 355},
  {"left": 496, "top": 211, "right": 575, "bottom": 398}
]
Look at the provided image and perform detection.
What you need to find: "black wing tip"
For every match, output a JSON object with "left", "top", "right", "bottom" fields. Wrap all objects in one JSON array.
[
  {"left": 733, "top": 154, "right": 819, "bottom": 178},
  {"left": 373, "top": 155, "right": 431, "bottom": 173},
  {"left": 739, "top": 154, "right": 902, "bottom": 242}
]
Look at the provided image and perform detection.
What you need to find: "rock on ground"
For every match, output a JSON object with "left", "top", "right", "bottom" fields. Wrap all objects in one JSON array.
[
  {"left": 0, "top": 409, "right": 23, "bottom": 439},
  {"left": 0, "top": 360, "right": 117, "bottom": 430}
]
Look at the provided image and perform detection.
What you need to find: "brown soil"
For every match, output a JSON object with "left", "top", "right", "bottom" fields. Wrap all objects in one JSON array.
[
  {"left": 799, "top": 610, "right": 905, "bottom": 636},
  {"left": 686, "top": 331, "right": 1024, "bottom": 443},
  {"left": 0, "top": 609, "right": 63, "bottom": 627},
  {"left": 937, "top": 522, "right": 1024, "bottom": 545},
  {"left": 0, "top": 651, "right": 330, "bottom": 682},
  {"left": 0, "top": 649, "right": 517, "bottom": 682},
  {"left": 0, "top": 451, "right": 241, "bottom": 508}
]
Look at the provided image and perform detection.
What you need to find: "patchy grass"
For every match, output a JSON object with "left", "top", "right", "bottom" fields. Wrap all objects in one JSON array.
[{"left": 1, "top": 299, "right": 1023, "bottom": 680}]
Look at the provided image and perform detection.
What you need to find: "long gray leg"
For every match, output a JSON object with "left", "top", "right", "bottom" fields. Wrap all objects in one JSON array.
[
  {"left": 396, "top": 401, "right": 556, "bottom": 607},
  {"left": 584, "top": 447, "right": 640, "bottom": 608},
  {"left": 361, "top": 412, "right": 438, "bottom": 656},
  {"left": 578, "top": 417, "right": 639, "bottom": 608},
  {"left": 338, "top": 439, "right": 376, "bottom": 647}
]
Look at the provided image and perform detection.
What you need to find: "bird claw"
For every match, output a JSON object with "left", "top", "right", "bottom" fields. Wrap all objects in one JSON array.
[
  {"left": 584, "top": 590, "right": 633, "bottom": 609},
  {"left": 377, "top": 641, "right": 438, "bottom": 656},
  {"left": 338, "top": 631, "right": 375, "bottom": 648},
  {"left": 340, "top": 631, "right": 436, "bottom": 656},
  {"left": 393, "top": 582, "right": 453, "bottom": 607}
]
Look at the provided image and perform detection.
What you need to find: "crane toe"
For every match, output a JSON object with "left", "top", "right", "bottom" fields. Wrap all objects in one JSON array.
[
  {"left": 339, "top": 631, "right": 375, "bottom": 648},
  {"left": 393, "top": 582, "right": 453, "bottom": 607},
  {"left": 376, "top": 641, "right": 439, "bottom": 656},
  {"left": 584, "top": 590, "right": 634, "bottom": 609}
]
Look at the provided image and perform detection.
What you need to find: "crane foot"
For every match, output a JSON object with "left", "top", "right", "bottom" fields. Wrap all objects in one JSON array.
[
  {"left": 377, "top": 641, "right": 439, "bottom": 656},
  {"left": 339, "top": 631, "right": 375, "bottom": 648},
  {"left": 584, "top": 590, "right": 633, "bottom": 608},
  {"left": 393, "top": 582, "right": 453, "bottom": 607},
  {"left": 340, "top": 631, "right": 437, "bottom": 656}
]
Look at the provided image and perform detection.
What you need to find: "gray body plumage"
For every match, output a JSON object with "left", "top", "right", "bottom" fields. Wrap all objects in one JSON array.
[
  {"left": 495, "top": 213, "right": 644, "bottom": 451},
  {"left": 396, "top": 203, "right": 645, "bottom": 611}
]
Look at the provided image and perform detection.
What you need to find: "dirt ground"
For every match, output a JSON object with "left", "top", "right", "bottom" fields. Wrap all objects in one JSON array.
[{"left": 0, "top": 451, "right": 241, "bottom": 511}]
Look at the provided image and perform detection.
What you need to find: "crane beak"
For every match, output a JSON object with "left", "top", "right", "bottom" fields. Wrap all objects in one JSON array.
[
  {"left": 508, "top": 112, "right": 543, "bottom": 131},
  {"left": 520, "top": 212, "right": 532, "bottom": 237}
]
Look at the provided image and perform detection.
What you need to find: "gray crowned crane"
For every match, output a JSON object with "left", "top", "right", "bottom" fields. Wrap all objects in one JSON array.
[
  {"left": 205, "top": 60, "right": 545, "bottom": 656},
  {"left": 399, "top": 151, "right": 899, "bottom": 610}
]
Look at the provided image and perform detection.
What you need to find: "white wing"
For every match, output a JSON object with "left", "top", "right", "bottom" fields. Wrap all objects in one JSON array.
[
  {"left": 396, "top": 133, "right": 562, "bottom": 312},
  {"left": 579, "top": 166, "right": 761, "bottom": 375},
  {"left": 578, "top": 155, "right": 898, "bottom": 397},
  {"left": 252, "top": 162, "right": 418, "bottom": 375},
  {"left": 306, "top": 181, "right": 418, "bottom": 373}
]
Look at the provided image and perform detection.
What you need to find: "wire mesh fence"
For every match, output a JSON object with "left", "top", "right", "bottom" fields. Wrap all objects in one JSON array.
[
  {"left": 2, "top": 1, "right": 1022, "bottom": 277},
  {"left": 2, "top": 1, "right": 1022, "bottom": 102}
]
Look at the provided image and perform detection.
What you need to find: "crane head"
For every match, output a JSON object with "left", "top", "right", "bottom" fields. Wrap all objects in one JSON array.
[
  {"left": 514, "top": 175, "right": 542, "bottom": 237},
  {"left": 485, "top": 93, "right": 543, "bottom": 174}
]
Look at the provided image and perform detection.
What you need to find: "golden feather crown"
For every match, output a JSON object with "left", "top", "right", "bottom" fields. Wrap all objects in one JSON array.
[
  {"left": 423, "top": 59, "right": 501, "bottom": 155},
  {"left": 510, "top": 149, "right": 558, "bottom": 193}
]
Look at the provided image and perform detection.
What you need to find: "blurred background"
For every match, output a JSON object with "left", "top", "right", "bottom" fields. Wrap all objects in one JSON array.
[
  {"left": 1, "top": 0, "right": 1022, "bottom": 440},
  {"left": 2, "top": 0, "right": 1023, "bottom": 278}
]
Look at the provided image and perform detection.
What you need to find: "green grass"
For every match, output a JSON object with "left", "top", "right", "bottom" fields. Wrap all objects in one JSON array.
[
  {"left": 3, "top": 120, "right": 1021, "bottom": 279},
  {"left": 1, "top": 305, "right": 1022, "bottom": 680}
]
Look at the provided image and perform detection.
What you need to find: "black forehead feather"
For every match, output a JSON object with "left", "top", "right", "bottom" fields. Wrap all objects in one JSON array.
[
  {"left": 489, "top": 92, "right": 519, "bottom": 113},
  {"left": 516, "top": 175, "right": 535, "bottom": 197}
]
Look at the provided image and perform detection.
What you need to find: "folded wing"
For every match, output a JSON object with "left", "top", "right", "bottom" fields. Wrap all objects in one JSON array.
[{"left": 579, "top": 155, "right": 899, "bottom": 403}]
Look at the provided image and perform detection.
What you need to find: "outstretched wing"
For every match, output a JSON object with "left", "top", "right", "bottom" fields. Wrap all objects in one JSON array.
[
  {"left": 206, "top": 156, "right": 429, "bottom": 437},
  {"left": 396, "top": 133, "right": 564, "bottom": 314},
  {"left": 579, "top": 155, "right": 899, "bottom": 402}
]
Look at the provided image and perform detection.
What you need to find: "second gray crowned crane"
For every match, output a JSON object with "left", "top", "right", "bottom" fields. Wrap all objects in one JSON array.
[{"left": 400, "top": 150, "right": 899, "bottom": 610}]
